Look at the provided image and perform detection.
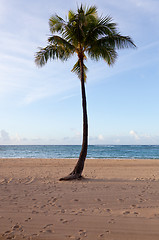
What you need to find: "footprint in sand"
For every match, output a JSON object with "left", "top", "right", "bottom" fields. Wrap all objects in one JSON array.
[
  {"left": 47, "top": 197, "right": 57, "bottom": 206},
  {"left": 60, "top": 209, "right": 65, "bottom": 213},
  {"left": 106, "top": 208, "right": 111, "bottom": 213},
  {"left": 98, "top": 233, "right": 104, "bottom": 238},
  {"left": 2, "top": 230, "right": 15, "bottom": 239},
  {"left": 74, "top": 210, "right": 84, "bottom": 215},
  {"left": 134, "top": 212, "right": 139, "bottom": 216},
  {"left": 31, "top": 233, "right": 39, "bottom": 237},
  {"left": 25, "top": 217, "right": 32, "bottom": 222},
  {"left": 108, "top": 218, "right": 115, "bottom": 224},
  {"left": 131, "top": 204, "right": 136, "bottom": 208},
  {"left": 25, "top": 177, "right": 35, "bottom": 185},
  {"left": 80, "top": 208, "right": 86, "bottom": 213},
  {"left": 20, "top": 177, "right": 34, "bottom": 185},
  {"left": 0, "top": 178, "right": 12, "bottom": 184},
  {"left": 79, "top": 229, "right": 87, "bottom": 237},
  {"left": 68, "top": 237, "right": 81, "bottom": 240},
  {"left": 43, "top": 224, "right": 53, "bottom": 229},
  {"left": 41, "top": 204, "right": 46, "bottom": 209},
  {"left": 139, "top": 197, "right": 145, "bottom": 203},
  {"left": 12, "top": 223, "right": 24, "bottom": 234},
  {"left": 45, "top": 229, "right": 53, "bottom": 233},
  {"left": 96, "top": 198, "right": 102, "bottom": 202},
  {"left": 60, "top": 218, "right": 68, "bottom": 224},
  {"left": 42, "top": 224, "right": 54, "bottom": 233},
  {"left": 0, "top": 179, "right": 4, "bottom": 184},
  {"left": 123, "top": 211, "right": 130, "bottom": 215},
  {"left": 3, "top": 230, "right": 11, "bottom": 235},
  {"left": 60, "top": 218, "right": 74, "bottom": 224},
  {"left": 118, "top": 198, "right": 124, "bottom": 202},
  {"left": 6, "top": 236, "right": 15, "bottom": 240},
  {"left": 98, "top": 232, "right": 110, "bottom": 239},
  {"left": 32, "top": 210, "right": 39, "bottom": 214},
  {"left": 12, "top": 224, "right": 20, "bottom": 230}
]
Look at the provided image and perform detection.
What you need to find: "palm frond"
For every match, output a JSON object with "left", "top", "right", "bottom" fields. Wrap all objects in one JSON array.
[
  {"left": 48, "top": 35, "right": 75, "bottom": 52},
  {"left": 87, "top": 39, "right": 117, "bottom": 65},
  {"left": 84, "top": 16, "right": 117, "bottom": 48},
  {"left": 71, "top": 60, "right": 88, "bottom": 81},
  {"left": 49, "top": 14, "right": 65, "bottom": 33},
  {"left": 99, "top": 16, "right": 117, "bottom": 34},
  {"left": 85, "top": 5, "right": 97, "bottom": 16},
  {"left": 35, "top": 44, "right": 73, "bottom": 67},
  {"left": 109, "top": 34, "right": 136, "bottom": 49},
  {"left": 93, "top": 16, "right": 117, "bottom": 36},
  {"left": 68, "top": 10, "right": 75, "bottom": 21}
]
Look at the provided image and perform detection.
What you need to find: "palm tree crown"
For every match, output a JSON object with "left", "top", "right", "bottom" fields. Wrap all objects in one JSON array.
[{"left": 35, "top": 4, "right": 136, "bottom": 78}]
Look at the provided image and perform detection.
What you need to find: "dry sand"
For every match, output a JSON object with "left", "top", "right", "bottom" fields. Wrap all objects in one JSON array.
[{"left": 0, "top": 158, "right": 159, "bottom": 240}]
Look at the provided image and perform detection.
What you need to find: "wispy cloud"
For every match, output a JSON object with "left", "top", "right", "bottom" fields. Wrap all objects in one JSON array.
[
  {"left": 0, "top": 129, "right": 56, "bottom": 145},
  {"left": 0, "top": 29, "right": 79, "bottom": 103},
  {"left": 129, "top": 130, "right": 140, "bottom": 140},
  {"left": 131, "top": 0, "right": 159, "bottom": 15},
  {"left": 1, "top": 128, "right": 159, "bottom": 145},
  {"left": 98, "top": 134, "right": 104, "bottom": 141},
  {"left": 0, "top": 130, "right": 22, "bottom": 144},
  {"left": 1, "top": 0, "right": 158, "bottom": 104}
]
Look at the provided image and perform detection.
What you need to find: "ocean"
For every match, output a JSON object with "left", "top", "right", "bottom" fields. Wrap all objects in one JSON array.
[{"left": 0, "top": 145, "right": 159, "bottom": 159}]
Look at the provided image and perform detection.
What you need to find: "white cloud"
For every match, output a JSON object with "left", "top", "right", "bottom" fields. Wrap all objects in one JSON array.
[
  {"left": 0, "top": 130, "right": 22, "bottom": 144},
  {"left": 129, "top": 130, "right": 140, "bottom": 140},
  {"left": 0, "top": 130, "right": 10, "bottom": 143},
  {"left": 131, "top": 0, "right": 159, "bottom": 14},
  {"left": 0, "top": 129, "right": 54, "bottom": 145},
  {"left": 1, "top": 128, "right": 159, "bottom": 145},
  {"left": 98, "top": 134, "right": 104, "bottom": 140}
]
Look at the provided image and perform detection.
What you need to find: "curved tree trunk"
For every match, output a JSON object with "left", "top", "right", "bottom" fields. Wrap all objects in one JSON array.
[{"left": 60, "top": 56, "right": 88, "bottom": 180}]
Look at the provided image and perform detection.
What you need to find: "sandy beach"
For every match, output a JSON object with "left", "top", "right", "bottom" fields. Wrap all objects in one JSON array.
[{"left": 0, "top": 158, "right": 159, "bottom": 240}]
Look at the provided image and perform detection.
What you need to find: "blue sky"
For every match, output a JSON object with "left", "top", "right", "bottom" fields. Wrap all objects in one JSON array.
[{"left": 0, "top": 0, "right": 159, "bottom": 145}]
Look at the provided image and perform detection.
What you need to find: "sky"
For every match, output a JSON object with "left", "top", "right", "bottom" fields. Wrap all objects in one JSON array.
[{"left": 0, "top": 0, "right": 159, "bottom": 145}]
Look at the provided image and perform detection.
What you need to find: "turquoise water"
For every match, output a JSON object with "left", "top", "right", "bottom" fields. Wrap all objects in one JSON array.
[{"left": 0, "top": 145, "right": 159, "bottom": 159}]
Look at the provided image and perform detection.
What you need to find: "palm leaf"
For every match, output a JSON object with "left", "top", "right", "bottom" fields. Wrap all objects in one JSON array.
[
  {"left": 68, "top": 10, "right": 75, "bottom": 21},
  {"left": 85, "top": 5, "right": 97, "bottom": 16},
  {"left": 87, "top": 42, "right": 117, "bottom": 65},
  {"left": 83, "top": 16, "right": 117, "bottom": 48},
  {"left": 71, "top": 60, "right": 88, "bottom": 81},
  {"left": 35, "top": 44, "right": 73, "bottom": 67},
  {"left": 48, "top": 35, "right": 75, "bottom": 52},
  {"left": 49, "top": 14, "right": 65, "bottom": 33},
  {"left": 109, "top": 34, "right": 136, "bottom": 49}
]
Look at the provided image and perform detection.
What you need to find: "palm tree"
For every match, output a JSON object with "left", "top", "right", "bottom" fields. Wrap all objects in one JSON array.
[{"left": 35, "top": 4, "right": 136, "bottom": 180}]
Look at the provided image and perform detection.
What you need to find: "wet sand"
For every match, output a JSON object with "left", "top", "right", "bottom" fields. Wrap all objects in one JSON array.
[{"left": 0, "top": 158, "right": 159, "bottom": 240}]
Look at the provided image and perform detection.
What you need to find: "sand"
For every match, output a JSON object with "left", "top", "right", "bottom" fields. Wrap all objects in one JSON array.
[{"left": 0, "top": 158, "right": 159, "bottom": 240}]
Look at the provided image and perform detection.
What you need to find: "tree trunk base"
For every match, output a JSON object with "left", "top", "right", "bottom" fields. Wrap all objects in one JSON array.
[{"left": 59, "top": 173, "right": 84, "bottom": 181}]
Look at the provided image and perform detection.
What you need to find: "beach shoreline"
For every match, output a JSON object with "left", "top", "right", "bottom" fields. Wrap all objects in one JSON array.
[{"left": 1, "top": 158, "right": 159, "bottom": 239}]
